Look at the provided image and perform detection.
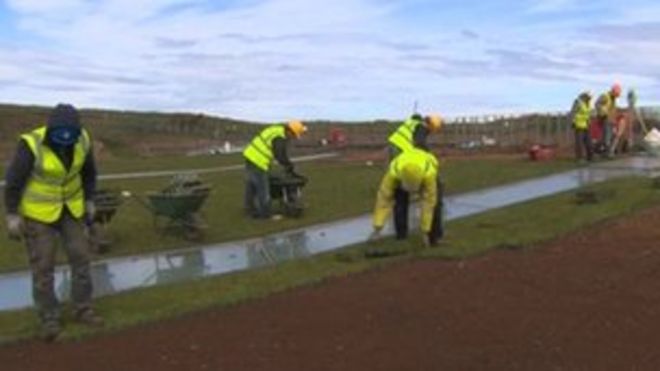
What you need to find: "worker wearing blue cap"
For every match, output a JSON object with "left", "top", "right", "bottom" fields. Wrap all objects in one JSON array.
[{"left": 4, "top": 103, "right": 103, "bottom": 341}]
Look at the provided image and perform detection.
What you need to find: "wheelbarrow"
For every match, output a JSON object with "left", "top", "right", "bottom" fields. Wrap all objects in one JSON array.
[
  {"left": 135, "top": 174, "right": 212, "bottom": 241},
  {"left": 269, "top": 173, "right": 307, "bottom": 218},
  {"left": 87, "top": 189, "right": 123, "bottom": 254},
  {"left": 589, "top": 111, "right": 632, "bottom": 156}
]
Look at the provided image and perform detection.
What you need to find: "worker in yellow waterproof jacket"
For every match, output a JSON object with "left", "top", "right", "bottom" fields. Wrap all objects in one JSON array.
[
  {"left": 242, "top": 120, "right": 307, "bottom": 219},
  {"left": 387, "top": 113, "right": 443, "bottom": 159},
  {"left": 369, "top": 147, "right": 442, "bottom": 247},
  {"left": 570, "top": 91, "right": 593, "bottom": 163}
]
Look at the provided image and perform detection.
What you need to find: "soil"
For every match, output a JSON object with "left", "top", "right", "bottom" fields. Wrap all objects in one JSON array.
[{"left": 2, "top": 207, "right": 660, "bottom": 370}]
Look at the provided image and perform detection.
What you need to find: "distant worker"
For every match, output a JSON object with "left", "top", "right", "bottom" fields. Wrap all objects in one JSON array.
[
  {"left": 4, "top": 104, "right": 103, "bottom": 342},
  {"left": 242, "top": 120, "right": 307, "bottom": 219},
  {"left": 370, "top": 147, "right": 443, "bottom": 247},
  {"left": 570, "top": 91, "right": 593, "bottom": 163},
  {"left": 609, "top": 89, "right": 639, "bottom": 156},
  {"left": 627, "top": 89, "right": 638, "bottom": 112},
  {"left": 595, "top": 83, "right": 622, "bottom": 157},
  {"left": 388, "top": 113, "right": 443, "bottom": 158},
  {"left": 623, "top": 89, "right": 645, "bottom": 148},
  {"left": 610, "top": 89, "right": 647, "bottom": 155}
]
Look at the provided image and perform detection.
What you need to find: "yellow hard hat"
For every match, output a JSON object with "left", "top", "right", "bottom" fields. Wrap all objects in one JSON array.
[
  {"left": 400, "top": 162, "right": 424, "bottom": 192},
  {"left": 425, "top": 114, "right": 443, "bottom": 132},
  {"left": 287, "top": 120, "right": 307, "bottom": 138}
]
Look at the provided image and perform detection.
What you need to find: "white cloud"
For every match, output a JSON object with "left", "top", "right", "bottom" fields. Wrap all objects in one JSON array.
[
  {"left": 1, "top": 0, "right": 660, "bottom": 120},
  {"left": 6, "top": 0, "right": 88, "bottom": 14},
  {"left": 0, "top": 61, "right": 26, "bottom": 81}
]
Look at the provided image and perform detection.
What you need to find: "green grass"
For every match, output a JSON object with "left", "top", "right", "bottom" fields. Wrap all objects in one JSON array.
[
  {"left": 0, "top": 137, "right": 243, "bottom": 175},
  {"left": 0, "top": 176, "right": 658, "bottom": 344},
  {"left": 0, "top": 157, "right": 575, "bottom": 271},
  {"left": 97, "top": 153, "right": 244, "bottom": 174}
]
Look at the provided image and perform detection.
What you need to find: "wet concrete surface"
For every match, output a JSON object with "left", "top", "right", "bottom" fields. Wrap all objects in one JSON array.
[{"left": 1, "top": 156, "right": 659, "bottom": 312}]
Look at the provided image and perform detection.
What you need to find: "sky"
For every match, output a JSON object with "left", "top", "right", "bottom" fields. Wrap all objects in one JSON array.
[{"left": 0, "top": 0, "right": 659, "bottom": 122}]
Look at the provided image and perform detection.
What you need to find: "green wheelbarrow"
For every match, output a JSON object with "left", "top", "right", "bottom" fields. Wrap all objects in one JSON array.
[
  {"left": 135, "top": 174, "right": 212, "bottom": 241},
  {"left": 147, "top": 188, "right": 210, "bottom": 241}
]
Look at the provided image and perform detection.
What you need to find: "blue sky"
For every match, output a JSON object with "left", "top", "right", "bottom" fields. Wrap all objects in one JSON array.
[{"left": 0, "top": 0, "right": 659, "bottom": 121}]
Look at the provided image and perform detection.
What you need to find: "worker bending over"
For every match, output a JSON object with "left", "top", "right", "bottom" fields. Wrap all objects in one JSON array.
[
  {"left": 370, "top": 147, "right": 443, "bottom": 247},
  {"left": 242, "top": 120, "right": 307, "bottom": 219}
]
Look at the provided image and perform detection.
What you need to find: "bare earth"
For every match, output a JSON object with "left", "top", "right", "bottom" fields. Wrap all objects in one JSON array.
[{"left": 2, "top": 206, "right": 660, "bottom": 371}]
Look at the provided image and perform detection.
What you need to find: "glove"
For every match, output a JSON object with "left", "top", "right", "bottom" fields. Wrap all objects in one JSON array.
[
  {"left": 85, "top": 201, "right": 96, "bottom": 225},
  {"left": 368, "top": 227, "right": 383, "bottom": 241},
  {"left": 6, "top": 214, "right": 24, "bottom": 241}
]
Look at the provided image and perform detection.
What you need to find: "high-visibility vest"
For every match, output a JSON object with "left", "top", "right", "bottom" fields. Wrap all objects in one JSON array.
[
  {"left": 242, "top": 125, "right": 286, "bottom": 171},
  {"left": 389, "top": 147, "right": 438, "bottom": 180},
  {"left": 596, "top": 92, "right": 615, "bottom": 117},
  {"left": 19, "top": 126, "right": 91, "bottom": 223},
  {"left": 388, "top": 117, "right": 422, "bottom": 152},
  {"left": 573, "top": 98, "right": 591, "bottom": 130}
]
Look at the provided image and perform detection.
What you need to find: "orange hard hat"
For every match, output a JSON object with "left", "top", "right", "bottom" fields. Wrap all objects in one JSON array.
[
  {"left": 611, "top": 83, "right": 622, "bottom": 97},
  {"left": 287, "top": 120, "right": 307, "bottom": 138},
  {"left": 425, "top": 114, "right": 443, "bottom": 132}
]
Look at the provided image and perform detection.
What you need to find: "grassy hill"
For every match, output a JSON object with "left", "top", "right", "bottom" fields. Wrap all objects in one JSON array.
[
  {"left": 0, "top": 104, "right": 269, "bottom": 159},
  {"left": 0, "top": 104, "right": 403, "bottom": 160}
]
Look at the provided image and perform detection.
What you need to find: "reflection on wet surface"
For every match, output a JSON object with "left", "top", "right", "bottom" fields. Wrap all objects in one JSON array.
[{"left": 2, "top": 156, "right": 659, "bottom": 311}]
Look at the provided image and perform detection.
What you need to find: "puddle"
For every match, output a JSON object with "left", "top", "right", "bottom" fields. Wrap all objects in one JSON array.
[{"left": 1, "top": 156, "right": 659, "bottom": 312}]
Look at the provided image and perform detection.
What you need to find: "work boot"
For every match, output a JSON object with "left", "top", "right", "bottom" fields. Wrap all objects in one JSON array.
[
  {"left": 74, "top": 309, "right": 104, "bottom": 327},
  {"left": 41, "top": 320, "right": 62, "bottom": 343}
]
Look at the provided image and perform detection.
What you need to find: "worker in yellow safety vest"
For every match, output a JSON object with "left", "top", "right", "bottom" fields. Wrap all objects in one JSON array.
[
  {"left": 369, "top": 147, "right": 443, "bottom": 247},
  {"left": 388, "top": 113, "right": 443, "bottom": 158},
  {"left": 570, "top": 91, "right": 593, "bottom": 163},
  {"left": 3, "top": 104, "right": 104, "bottom": 342},
  {"left": 242, "top": 120, "right": 307, "bottom": 219},
  {"left": 595, "top": 83, "right": 622, "bottom": 158}
]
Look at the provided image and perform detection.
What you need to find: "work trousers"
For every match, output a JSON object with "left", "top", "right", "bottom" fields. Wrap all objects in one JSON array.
[
  {"left": 244, "top": 162, "right": 271, "bottom": 219},
  {"left": 597, "top": 115, "right": 613, "bottom": 154},
  {"left": 574, "top": 129, "right": 593, "bottom": 161},
  {"left": 24, "top": 210, "right": 93, "bottom": 324},
  {"left": 393, "top": 178, "right": 444, "bottom": 245}
]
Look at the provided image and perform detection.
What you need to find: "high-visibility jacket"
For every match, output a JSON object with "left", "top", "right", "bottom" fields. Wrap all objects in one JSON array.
[
  {"left": 572, "top": 98, "right": 591, "bottom": 130},
  {"left": 243, "top": 125, "right": 287, "bottom": 171},
  {"left": 19, "top": 126, "right": 91, "bottom": 223},
  {"left": 373, "top": 148, "right": 439, "bottom": 233},
  {"left": 596, "top": 92, "right": 617, "bottom": 119},
  {"left": 388, "top": 116, "right": 422, "bottom": 152}
]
